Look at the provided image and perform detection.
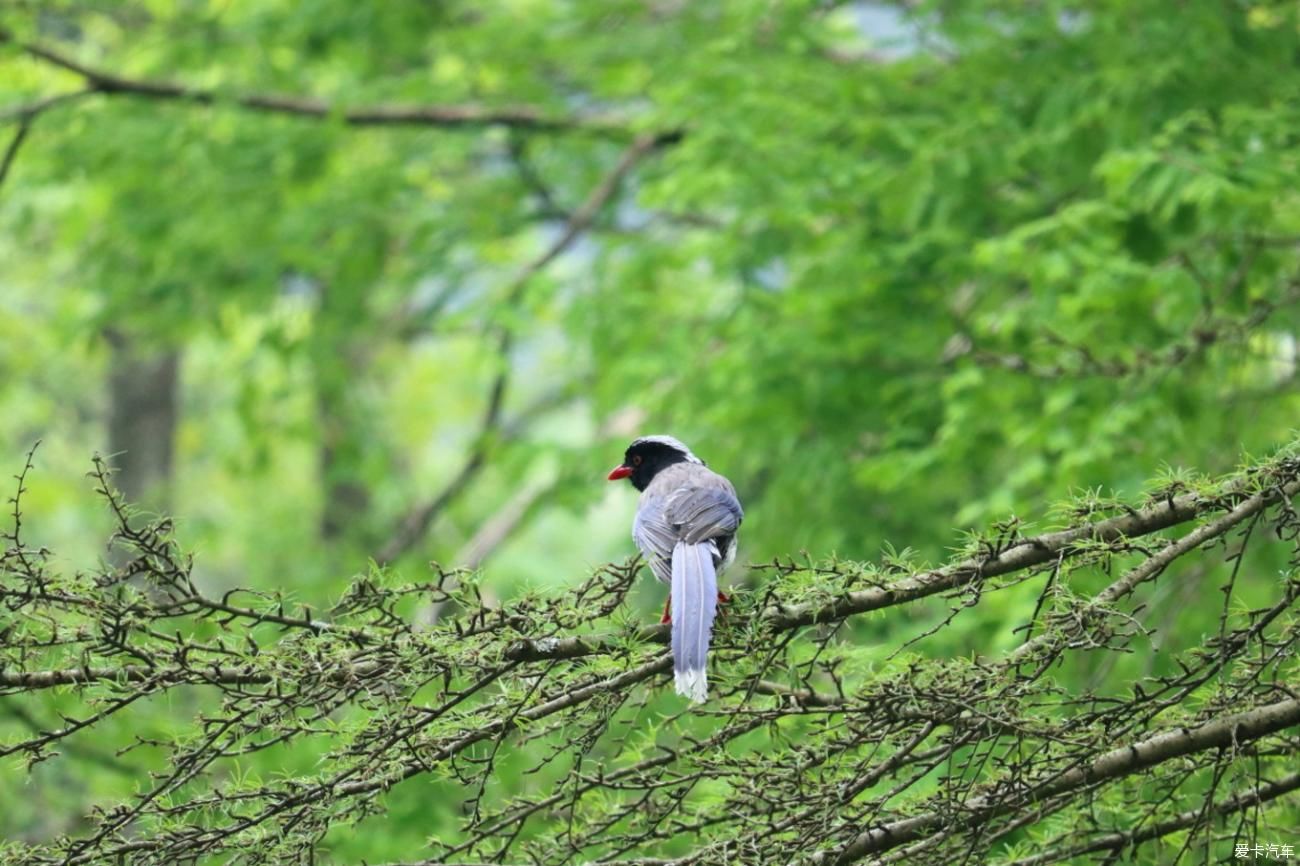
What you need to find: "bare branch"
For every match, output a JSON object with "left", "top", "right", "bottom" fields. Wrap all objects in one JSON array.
[
  {"left": 1004, "top": 771, "right": 1300, "bottom": 866},
  {"left": 3, "top": 446, "right": 1298, "bottom": 865},
  {"left": 0, "top": 31, "right": 652, "bottom": 136},
  {"left": 827, "top": 699, "right": 1300, "bottom": 863}
]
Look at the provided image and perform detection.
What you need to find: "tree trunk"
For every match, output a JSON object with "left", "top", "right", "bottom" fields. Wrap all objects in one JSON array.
[{"left": 104, "top": 330, "right": 179, "bottom": 512}]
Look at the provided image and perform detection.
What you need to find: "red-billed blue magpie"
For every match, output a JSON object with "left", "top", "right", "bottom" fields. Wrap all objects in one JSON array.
[{"left": 608, "top": 435, "right": 743, "bottom": 703}]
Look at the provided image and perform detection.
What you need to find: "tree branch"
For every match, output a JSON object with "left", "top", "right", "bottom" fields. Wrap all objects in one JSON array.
[
  {"left": 0, "top": 88, "right": 94, "bottom": 194},
  {"left": 766, "top": 471, "right": 1298, "bottom": 633},
  {"left": 9, "top": 463, "right": 1298, "bottom": 688},
  {"left": 0, "top": 115, "right": 29, "bottom": 192},
  {"left": 0, "top": 31, "right": 648, "bottom": 135},
  {"left": 0, "top": 86, "right": 93, "bottom": 124},
  {"left": 4, "top": 449, "right": 1298, "bottom": 864},
  {"left": 827, "top": 699, "right": 1300, "bottom": 863},
  {"left": 2, "top": 663, "right": 270, "bottom": 690},
  {"left": 961, "top": 281, "right": 1300, "bottom": 380},
  {"left": 1003, "top": 770, "right": 1300, "bottom": 866}
]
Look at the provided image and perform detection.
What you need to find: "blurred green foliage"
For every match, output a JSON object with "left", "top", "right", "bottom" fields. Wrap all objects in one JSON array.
[{"left": 2, "top": 0, "right": 1299, "bottom": 861}]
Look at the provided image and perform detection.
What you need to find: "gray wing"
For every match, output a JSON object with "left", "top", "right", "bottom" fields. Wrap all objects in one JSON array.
[
  {"left": 632, "top": 491, "right": 678, "bottom": 584},
  {"left": 664, "top": 482, "right": 743, "bottom": 545},
  {"left": 634, "top": 466, "right": 744, "bottom": 584}
]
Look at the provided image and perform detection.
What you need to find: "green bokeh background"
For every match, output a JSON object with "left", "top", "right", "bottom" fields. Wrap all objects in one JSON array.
[{"left": 2, "top": 0, "right": 1299, "bottom": 860}]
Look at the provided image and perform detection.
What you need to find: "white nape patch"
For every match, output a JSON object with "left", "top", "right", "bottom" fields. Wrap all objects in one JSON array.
[
  {"left": 675, "top": 668, "right": 709, "bottom": 704},
  {"left": 632, "top": 434, "right": 704, "bottom": 465}
]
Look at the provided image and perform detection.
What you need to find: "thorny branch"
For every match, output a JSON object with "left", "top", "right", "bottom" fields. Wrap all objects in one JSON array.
[{"left": 1, "top": 442, "right": 1299, "bottom": 865}]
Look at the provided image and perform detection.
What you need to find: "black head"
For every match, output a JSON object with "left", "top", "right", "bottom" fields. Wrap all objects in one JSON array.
[{"left": 607, "top": 435, "right": 704, "bottom": 492}]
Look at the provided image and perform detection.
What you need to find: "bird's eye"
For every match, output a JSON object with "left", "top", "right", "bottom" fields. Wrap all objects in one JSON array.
[{"left": 632, "top": 455, "right": 643, "bottom": 466}]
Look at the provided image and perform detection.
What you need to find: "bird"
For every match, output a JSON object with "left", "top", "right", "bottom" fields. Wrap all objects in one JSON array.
[{"left": 607, "top": 435, "right": 743, "bottom": 703}]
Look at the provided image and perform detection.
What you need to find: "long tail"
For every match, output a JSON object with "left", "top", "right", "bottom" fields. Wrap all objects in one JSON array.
[{"left": 670, "top": 541, "right": 718, "bottom": 703}]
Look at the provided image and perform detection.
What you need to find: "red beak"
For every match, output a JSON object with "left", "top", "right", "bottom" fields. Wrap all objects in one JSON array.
[{"left": 607, "top": 464, "right": 633, "bottom": 481}]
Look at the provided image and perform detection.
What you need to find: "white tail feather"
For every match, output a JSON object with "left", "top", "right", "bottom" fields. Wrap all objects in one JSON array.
[
  {"left": 674, "top": 668, "right": 708, "bottom": 703},
  {"left": 670, "top": 541, "right": 717, "bottom": 704}
]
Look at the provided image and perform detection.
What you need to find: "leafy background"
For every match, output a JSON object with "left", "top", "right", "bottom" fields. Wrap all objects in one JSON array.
[{"left": 2, "top": 0, "right": 1299, "bottom": 861}]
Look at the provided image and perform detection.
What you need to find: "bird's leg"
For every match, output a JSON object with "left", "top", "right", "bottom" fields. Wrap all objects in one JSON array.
[{"left": 716, "top": 590, "right": 730, "bottom": 619}]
